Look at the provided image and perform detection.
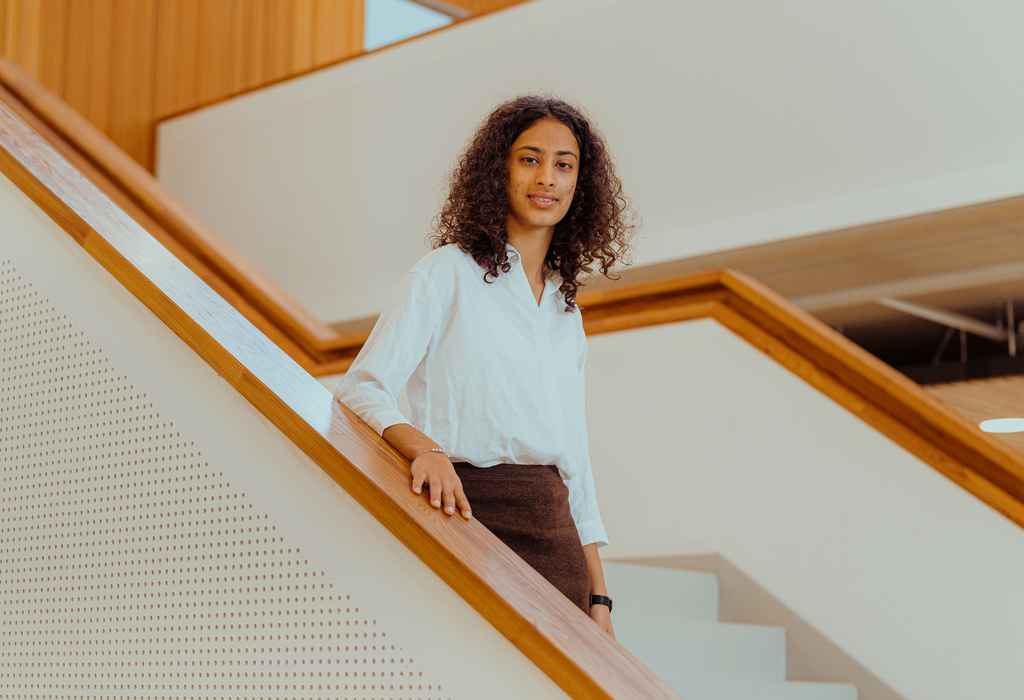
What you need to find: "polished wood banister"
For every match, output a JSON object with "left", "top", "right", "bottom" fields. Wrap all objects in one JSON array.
[{"left": 0, "top": 76, "right": 680, "bottom": 700}]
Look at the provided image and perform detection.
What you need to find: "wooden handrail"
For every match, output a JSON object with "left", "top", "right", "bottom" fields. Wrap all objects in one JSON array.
[{"left": 0, "top": 78, "right": 679, "bottom": 700}]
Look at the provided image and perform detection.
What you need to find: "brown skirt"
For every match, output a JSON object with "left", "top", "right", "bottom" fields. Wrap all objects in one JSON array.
[{"left": 452, "top": 461, "right": 592, "bottom": 614}]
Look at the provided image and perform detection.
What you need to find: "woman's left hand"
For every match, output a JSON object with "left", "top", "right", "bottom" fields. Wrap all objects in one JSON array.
[{"left": 589, "top": 603, "right": 616, "bottom": 640}]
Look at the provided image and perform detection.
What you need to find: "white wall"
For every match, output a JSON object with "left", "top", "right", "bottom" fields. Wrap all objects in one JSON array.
[
  {"left": 158, "top": 0, "right": 1024, "bottom": 322},
  {"left": 0, "top": 171, "right": 567, "bottom": 698},
  {"left": 582, "top": 319, "right": 1023, "bottom": 700}
]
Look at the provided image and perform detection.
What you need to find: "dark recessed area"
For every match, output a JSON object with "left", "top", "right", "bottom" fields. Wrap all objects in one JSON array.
[{"left": 826, "top": 300, "right": 1023, "bottom": 386}]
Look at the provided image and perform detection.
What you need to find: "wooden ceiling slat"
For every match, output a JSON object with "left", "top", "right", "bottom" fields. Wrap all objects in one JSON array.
[
  {"left": 11, "top": 0, "right": 41, "bottom": 75},
  {"left": 312, "top": 0, "right": 346, "bottom": 64},
  {"left": 582, "top": 195, "right": 1024, "bottom": 331},
  {"left": 109, "top": 0, "right": 157, "bottom": 169},
  {"left": 195, "top": 0, "right": 236, "bottom": 104},
  {"left": 62, "top": 0, "right": 93, "bottom": 120},
  {"left": 153, "top": 0, "right": 201, "bottom": 119},
  {"left": 929, "top": 376, "right": 1024, "bottom": 456},
  {"left": 263, "top": 0, "right": 294, "bottom": 80},
  {"left": 290, "top": 0, "right": 316, "bottom": 71},
  {"left": 86, "top": 0, "right": 114, "bottom": 134}
]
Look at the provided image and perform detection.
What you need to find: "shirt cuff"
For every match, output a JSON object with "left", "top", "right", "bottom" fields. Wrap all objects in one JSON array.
[
  {"left": 576, "top": 519, "right": 609, "bottom": 549},
  {"left": 366, "top": 410, "right": 412, "bottom": 437}
]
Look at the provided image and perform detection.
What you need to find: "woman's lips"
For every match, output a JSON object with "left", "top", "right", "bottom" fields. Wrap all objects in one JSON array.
[{"left": 528, "top": 195, "right": 558, "bottom": 209}]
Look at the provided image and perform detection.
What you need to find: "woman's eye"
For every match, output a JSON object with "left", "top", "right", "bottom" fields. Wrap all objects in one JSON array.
[{"left": 521, "top": 156, "right": 572, "bottom": 170}]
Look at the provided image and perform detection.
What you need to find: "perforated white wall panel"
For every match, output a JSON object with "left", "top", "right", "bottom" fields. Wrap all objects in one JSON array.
[
  {"left": 0, "top": 169, "right": 565, "bottom": 700},
  {"left": 1, "top": 258, "right": 452, "bottom": 697}
]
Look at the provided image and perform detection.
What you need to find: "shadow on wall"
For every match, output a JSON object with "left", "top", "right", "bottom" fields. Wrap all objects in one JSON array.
[{"left": 609, "top": 553, "right": 907, "bottom": 700}]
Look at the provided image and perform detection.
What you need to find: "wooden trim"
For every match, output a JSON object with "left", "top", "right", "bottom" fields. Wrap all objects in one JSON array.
[{"left": 0, "top": 75, "right": 678, "bottom": 700}]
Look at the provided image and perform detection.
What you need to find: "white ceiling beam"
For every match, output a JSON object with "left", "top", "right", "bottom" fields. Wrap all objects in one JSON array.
[
  {"left": 875, "top": 298, "right": 1009, "bottom": 341},
  {"left": 792, "top": 262, "right": 1024, "bottom": 313}
]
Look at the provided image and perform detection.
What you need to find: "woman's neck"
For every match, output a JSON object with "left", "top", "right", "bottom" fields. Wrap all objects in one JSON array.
[{"left": 506, "top": 228, "right": 553, "bottom": 287}]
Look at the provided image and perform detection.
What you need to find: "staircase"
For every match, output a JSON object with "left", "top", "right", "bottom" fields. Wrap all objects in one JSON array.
[
  {"left": 604, "top": 562, "right": 858, "bottom": 699},
  {"left": 8, "top": 46, "right": 1023, "bottom": 696}
]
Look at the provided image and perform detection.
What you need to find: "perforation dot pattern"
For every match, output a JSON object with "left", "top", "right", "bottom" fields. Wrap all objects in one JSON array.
[{"left": 0, "top": 260, "right": 452, "bottom": 699}]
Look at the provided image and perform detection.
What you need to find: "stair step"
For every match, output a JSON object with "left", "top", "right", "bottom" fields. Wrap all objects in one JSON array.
[
  {"left": 615, "top": 620, "right": 787, "bottom": 683},
  {"left": 602, "top": 561, "right": 719, "bottom": 623}
]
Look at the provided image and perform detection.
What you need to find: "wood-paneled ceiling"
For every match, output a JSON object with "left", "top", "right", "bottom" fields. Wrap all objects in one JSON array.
[
  {"left": 581, "top": 194, "right": 1024, "bottom": 347},
  {"left": 929, "top": 376, "right": 1024, "bottom": 455}
]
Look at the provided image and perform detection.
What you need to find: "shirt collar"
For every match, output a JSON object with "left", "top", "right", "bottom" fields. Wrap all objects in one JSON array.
[{"left": 506, "top": 242, "right": 563, "bottom": 298}]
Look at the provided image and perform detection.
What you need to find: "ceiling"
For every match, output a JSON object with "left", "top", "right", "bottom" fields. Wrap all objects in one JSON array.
[
  {"left": 928, "top": 375, "right": 1024, "bottom": 455},
  {"left": 582, "top": 193, "right": 1024, "bottom": 354}
]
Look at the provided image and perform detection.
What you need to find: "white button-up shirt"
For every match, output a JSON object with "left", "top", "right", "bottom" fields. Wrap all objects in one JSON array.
[{"left": 333, "top": 242, "right": 609, "bottom": 547}]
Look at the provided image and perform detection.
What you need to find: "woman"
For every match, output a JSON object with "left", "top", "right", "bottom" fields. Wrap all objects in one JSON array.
[{"left": 333, "top": 95, "right": 636, "bottom": 637}]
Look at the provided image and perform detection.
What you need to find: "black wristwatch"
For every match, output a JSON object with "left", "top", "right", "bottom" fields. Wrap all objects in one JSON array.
[{"left": 590, "top": 594, "right": 613, "bottom": 612}]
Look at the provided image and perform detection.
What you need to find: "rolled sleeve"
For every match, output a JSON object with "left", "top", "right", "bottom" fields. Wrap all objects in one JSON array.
[
  {"left": 565, "top": 329, "right": 610, "bottom": 548},
  {"left": 333, "top": 268, "right": 440, "bottom": 437}
]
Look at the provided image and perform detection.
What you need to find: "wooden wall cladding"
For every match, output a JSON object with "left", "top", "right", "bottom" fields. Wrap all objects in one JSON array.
[{"left": 0, "top": 0, "right": 365, "bottom": 171}]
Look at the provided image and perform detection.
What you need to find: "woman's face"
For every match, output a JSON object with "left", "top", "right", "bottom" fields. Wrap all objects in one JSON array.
[{"left": 505, "top": 117, "right": 580, "bottom": 234}]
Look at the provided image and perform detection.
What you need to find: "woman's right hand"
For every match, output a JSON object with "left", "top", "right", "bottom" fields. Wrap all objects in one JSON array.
[{"left": 411, "top": 452, "right": 473, "bottom": 520}]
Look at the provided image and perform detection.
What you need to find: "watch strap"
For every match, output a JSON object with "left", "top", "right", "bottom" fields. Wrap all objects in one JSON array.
[{"left": 589, "top": 594, "right": 613, "bottom": 612}]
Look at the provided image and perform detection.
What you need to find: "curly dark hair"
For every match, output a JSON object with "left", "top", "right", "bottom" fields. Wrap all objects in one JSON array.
[{"left": 428, "top": 94, "right": 638, "bottom": 312}]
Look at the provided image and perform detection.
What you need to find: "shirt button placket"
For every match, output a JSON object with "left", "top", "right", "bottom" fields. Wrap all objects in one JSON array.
[{"left": 535, "top": 320, "right": 559, "bottom": 448}]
